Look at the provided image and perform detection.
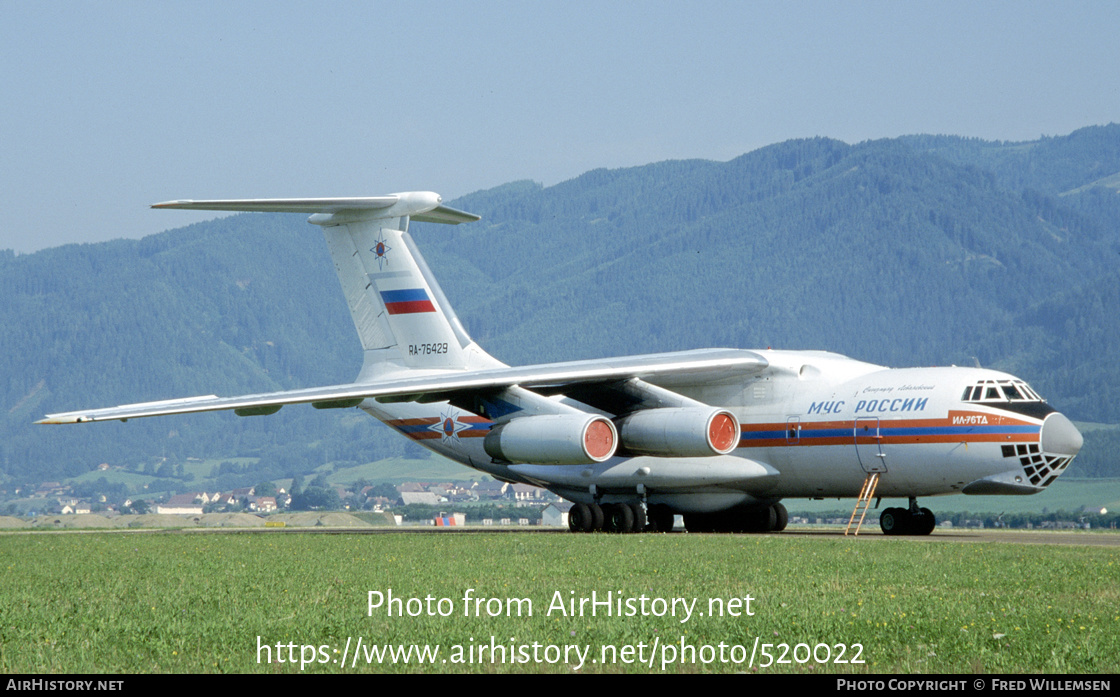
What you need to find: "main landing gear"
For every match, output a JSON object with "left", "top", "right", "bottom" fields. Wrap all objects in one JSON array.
[
  {"left": 683, "top": 503, "right": 788, "bottom": 533},
  {"left": 568, "top": 502, "right": 787, "bottom": 534},
  {"left": 569, "top": 502, "right": 652, "bottom": 533},
  {"left": 879, "top": 497, "right": 936, "bottom": 536}
]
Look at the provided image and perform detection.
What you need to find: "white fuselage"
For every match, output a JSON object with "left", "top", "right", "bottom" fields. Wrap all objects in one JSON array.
[
  {"left": 365, "top": 349, "right": 1079, "bottom": 514},
  {"left": 44, "top": 193, "right": 1083, "bottom": 527}
]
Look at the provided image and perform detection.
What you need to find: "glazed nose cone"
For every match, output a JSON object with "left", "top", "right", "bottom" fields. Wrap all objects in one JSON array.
[{"left": 1041, "top": 412, "right": 1083, "bottom": 456}]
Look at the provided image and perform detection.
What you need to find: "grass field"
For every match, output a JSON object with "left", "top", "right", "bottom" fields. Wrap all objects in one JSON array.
[{"left": 1, "top": 531, "right": 1117, "bottom": 673}]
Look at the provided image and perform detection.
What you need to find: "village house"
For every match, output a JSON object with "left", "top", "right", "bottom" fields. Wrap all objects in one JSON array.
[
  {"left": 511, "top": 484, "right": 545, "bottom": 503},
  {"left": 474, "top": 481, "right": 509, "bottom": 501},
  {"left": 155, "top": 492, "right": 206, "bottom": 515},
  {"left": 248, "top": 496, "right": 277, "bottom": 513},
  {"left": 541, "top": 502, "right": 573, "bottom": 527}
]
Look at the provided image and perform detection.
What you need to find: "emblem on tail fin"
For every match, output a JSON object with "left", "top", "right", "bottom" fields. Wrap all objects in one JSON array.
[{"left": 371, "top": 231, "right": 392, "bottom": 270}]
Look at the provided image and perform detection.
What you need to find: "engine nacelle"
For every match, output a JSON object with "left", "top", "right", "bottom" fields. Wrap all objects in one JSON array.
[
  {"left": 616, "top": 407, "right": 740, "bottom": 457},
  {"left": 484, "top": 414, "right": 617, "bottom": 465}
]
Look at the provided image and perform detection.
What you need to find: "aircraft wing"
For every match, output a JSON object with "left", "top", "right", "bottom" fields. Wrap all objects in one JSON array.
[{"left": 37, "top": 349, "right": 767, "bottom": 424}]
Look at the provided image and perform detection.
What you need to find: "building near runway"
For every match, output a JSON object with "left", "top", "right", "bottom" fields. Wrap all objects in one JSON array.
[{"left": 542, "top": 502, "right": 573, "bottom": 527}]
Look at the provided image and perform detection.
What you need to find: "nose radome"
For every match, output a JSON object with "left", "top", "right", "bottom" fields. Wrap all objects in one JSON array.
[{"left": 1041, "top": 412, "right": 1083, "bottom": 456}]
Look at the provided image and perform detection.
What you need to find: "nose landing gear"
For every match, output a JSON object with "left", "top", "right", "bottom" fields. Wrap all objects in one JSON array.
[{"left": 879, "top": 497, "right": 936, "bottom": 535}]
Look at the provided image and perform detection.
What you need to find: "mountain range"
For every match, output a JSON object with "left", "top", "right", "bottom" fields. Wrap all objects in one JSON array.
[{"left": 3, "top": 124, "right": 1118, "bottom": 489}]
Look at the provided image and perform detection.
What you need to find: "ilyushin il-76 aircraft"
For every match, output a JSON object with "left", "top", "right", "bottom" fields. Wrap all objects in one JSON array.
[{"left": 39, "top": 192, "right": 1084, "bottom": 535}]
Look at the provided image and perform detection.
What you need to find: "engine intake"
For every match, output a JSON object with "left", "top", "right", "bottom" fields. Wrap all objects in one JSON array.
[
  {"left": 484, "top": 414, "right": 617, "bottom": 465},
  {"left": 617, "top": 407, "right": 740, "bottom": 457}
]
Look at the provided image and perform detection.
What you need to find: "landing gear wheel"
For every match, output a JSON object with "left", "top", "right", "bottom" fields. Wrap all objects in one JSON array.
[
  {"left": 569, "top": 503, "right": 591, "bottom": 532},
  {"left": 604, "top": 503, "right": 635, "bottom": 534},
  {"left": 880, "top": 507, "right": 909, "bottom": 535},
  {"left": 588, "top": 503, "right": 605, "bottom": 532},
  {"left": 647, "top": 505, "right": 674, "bottom": 532},
  {"left": 771, "top": 503, "right": 788, "bottom": 532},
  {"left": 683, "top": 512, "right": 714, "bottom": 533},
  {"left": 629, "top": 503, "right": 647, "bottom": 533},
  {"left": 750, "top": 505, "right": 778, "bottom": 532},
  {"left": 914, "top": 507, "right": 936, "bottom": 535}
]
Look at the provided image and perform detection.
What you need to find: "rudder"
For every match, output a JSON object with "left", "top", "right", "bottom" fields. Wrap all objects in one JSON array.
[{"left": 317, "top": 216, "right": 481, "bottom": 377}]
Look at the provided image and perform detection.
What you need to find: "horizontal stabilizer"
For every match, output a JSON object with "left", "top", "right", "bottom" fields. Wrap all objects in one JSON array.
[
  {"left": 412, "top": 206, "right": 482, "bottom": 225},
  {"left": 152, "top": 192, "right": 480, "bottom": 225},
  {"left": 152, "top": 197, "right": 399, "bottom": 213}
]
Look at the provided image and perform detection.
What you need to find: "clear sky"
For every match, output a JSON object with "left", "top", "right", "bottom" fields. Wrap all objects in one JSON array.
[{"left": 2, "top": 1, "right": 1118, "bottom": 252}]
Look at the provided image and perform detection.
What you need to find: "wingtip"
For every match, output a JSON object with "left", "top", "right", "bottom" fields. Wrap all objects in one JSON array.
[{"left": 35, "top": 412, "right": 97, "bottom": 424}]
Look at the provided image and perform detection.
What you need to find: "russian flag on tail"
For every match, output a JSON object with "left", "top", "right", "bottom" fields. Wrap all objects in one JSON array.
[{"left": 381, "top": 288, "right": 436, "bottom": 315}]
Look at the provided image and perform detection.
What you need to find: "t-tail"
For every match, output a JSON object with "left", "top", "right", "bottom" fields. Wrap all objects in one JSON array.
[{"left": 153, "top": 192, "right": 504, "bottom": 380}]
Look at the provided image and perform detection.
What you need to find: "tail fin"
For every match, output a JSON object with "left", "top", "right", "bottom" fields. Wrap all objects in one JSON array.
[{"left": 153, "top": 192, "right": 500, "bottom": 379}]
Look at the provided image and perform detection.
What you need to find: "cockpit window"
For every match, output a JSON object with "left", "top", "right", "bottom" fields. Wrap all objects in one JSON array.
[{"left": 962, "top": 379, "right": 1044, "bottom": 404}]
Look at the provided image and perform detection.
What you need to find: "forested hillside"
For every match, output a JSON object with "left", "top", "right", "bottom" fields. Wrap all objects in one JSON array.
[{"left": 3, "top": 125, "right": 1118, "bottom": 488}]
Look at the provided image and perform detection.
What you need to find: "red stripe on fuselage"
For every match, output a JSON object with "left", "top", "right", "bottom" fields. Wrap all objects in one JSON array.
[
  {"left": 382, "top": 415, "right": 492, "bottom": 440},
  {"left": 386, "top": 417, "right": 440, "bottom": 426}
]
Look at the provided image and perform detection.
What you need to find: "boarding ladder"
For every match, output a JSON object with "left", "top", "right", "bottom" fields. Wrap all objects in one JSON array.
[{"left": 844, "top": 472, "right": 880, "bottom": 536}]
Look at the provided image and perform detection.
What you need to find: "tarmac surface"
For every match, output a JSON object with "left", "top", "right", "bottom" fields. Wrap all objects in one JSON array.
[
  {"left": 781, "top": 527, "right": 1120, "bottom": 547},
  {"left": 3, "top": 514, "right": 1117, "bottom": 546},
  {"left": 11, "top": 524, "right": 1114, "bottom": 546}
]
